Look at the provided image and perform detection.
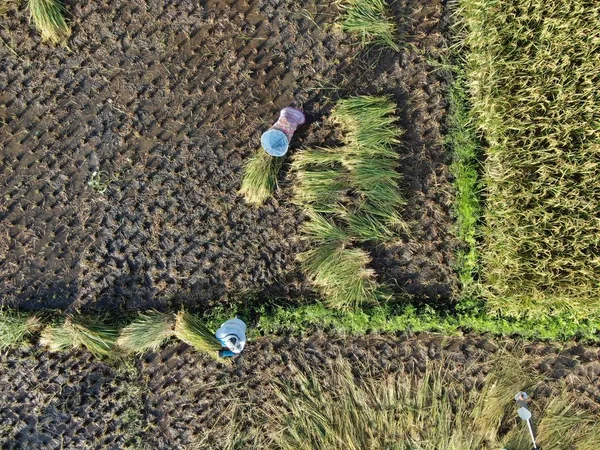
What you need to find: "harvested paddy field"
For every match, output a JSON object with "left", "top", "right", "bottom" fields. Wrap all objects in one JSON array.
[
  {"left": 4, "top": 0, "right": 600, "bottom": 448},
  {"left": 0, "top": 0, "right": 457, "bottom": 313},
  {"left": 1, "top": 332, "right": 599, "bottom": 449}
]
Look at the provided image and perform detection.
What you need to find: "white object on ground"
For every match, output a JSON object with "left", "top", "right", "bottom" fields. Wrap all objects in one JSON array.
[
  {"left": 215, "top": 318, "right": 247, "bottom": 354},
  {"left": 515, "top": 391, "right": 538, "bottom": 450}
]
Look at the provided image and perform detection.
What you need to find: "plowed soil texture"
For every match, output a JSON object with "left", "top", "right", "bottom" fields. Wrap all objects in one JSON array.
[
  {"left": 1, "top": 332, "right": 599, "bottom": 449},
  {"left": 0, "top": 0, "right": 456, "bottom": 312}
]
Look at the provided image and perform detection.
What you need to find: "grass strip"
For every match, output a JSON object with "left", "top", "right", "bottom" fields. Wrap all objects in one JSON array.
[
  {"left": 2, "top": 299, "right": 600, "bottom": 353},
  {"left": 173, "top": 310, "right": 222, "bottom": 355},
  {"left": 446, "top": 76, "right": 482, "bottom": 309},
  {"left": 117, "top": 311, "right": 174, "bottom": 354},
  {"left": 239, "top": 149, "right": 284, "bottom": 206},
  {"left": 28, "top": 0, "right": 70, "bottom": 45},
  {"left": 40, "top": 317, "right": 118, "bottom": 357},
  {"left": 255, "top": 303, "right": 600, "bottom": 343},
  {"left": 337, "top": 0, "right": 400, "bottom": 51}
]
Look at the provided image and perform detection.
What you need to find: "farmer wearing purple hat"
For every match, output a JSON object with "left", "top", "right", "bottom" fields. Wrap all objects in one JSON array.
[{"left": 261, "top": 107, "right": 306, "bottom": 156}]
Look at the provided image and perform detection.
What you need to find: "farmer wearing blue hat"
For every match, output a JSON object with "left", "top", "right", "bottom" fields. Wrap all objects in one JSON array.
[{"left": 261, "top": 107, "right": 306, "bottom": 156}]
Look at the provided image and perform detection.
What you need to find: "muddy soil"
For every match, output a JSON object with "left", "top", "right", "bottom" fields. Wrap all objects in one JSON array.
[
  {"left": 0, "top": 0, "right": 456, "bottom": 312},
  {"left": 1, "top": 332, "right": 599, "bottom": 449}
]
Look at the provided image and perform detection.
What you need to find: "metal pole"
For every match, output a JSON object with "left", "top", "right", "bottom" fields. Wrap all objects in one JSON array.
[{"left": 526, "top": 418, "right": 538, "bottom": 450}]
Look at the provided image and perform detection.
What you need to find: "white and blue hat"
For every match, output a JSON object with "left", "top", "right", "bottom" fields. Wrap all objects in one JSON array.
[{"left": 261, "top": 129, "right": 289, "bottom": 157}]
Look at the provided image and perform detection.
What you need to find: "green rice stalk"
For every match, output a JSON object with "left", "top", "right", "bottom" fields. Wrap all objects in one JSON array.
[
  {"left": 293, "top": 167, "right": 349, "bottom": 213},
  {"left": 0, "top": 310, "right": 41, "bottom": 350},
  {"left": 68, "top": 320, "right": 118, "bottom": 356},
  {"left": 298, "top": 242, "right": 388, "bottom": 309},
  {"left": 300, "top": 210, "right": 351, "bottom": 245},
  {"left": 40, "top": 317, "right": 118, "bottom": 357},
  {"left": 39, "top": 323, "right": 74, "bottom": 352},
  {"left": 337, "top": 0, "right": 400, "bottom": 51},
  {"left": 28, "top": 0, "right": 71, "bottom": 46},
  {"left": 239, "top": 149, "right": 284, "bottom": 206},
  {"left": 331, "top": 96, "right": 401, "bottom": 152},
  {"left": 291, "top": 147, "right": 345, "bottom": 170},
  {"left": 343, "top": 211, "right": 396, "bottom": 243},
  {"left": 174, "top": 311, "right": 222, "bottom": 355},
  {"left": 349, "top": 160, "right": 405, "bottom": 225},
  {"left": 117, "top": 311, "right": 174, "bottom": 354},
  {"left": 293, "top": 96, "right": 406, "bottom": 309},
  {"left": 332, "top": 96, "right": 407, "bottom": 230}
]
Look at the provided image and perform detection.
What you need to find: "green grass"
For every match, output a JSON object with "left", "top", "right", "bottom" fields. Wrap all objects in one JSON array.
[
  {"left": 337, "top": 0, "right": 400, "bottom": 51},
  {"left": 459, "top": 0, "right": 600, "bottom": 319},
  {"left": 173, "top": 311, "right": 222, "bottom": 355},
  {"left": 256, "top": 303, "right": 600, "bottom": 343},
  {"left": 0, "top": 310, "right": 40, "bottom": 350},
  {"left": 117, "top": 311, "right": 174, "bottom": 354},
  {"left": 40, "top": 317, "right": 118, "bottom": 357},
  {"left": 28, "top": 0, "right": 70, "bottom": 45},
  {"left": 239, "top": 149, "right": 284, "bottom": 206},
  {"left": 445, "top": 76, "right": 482, "bottom": 307}
]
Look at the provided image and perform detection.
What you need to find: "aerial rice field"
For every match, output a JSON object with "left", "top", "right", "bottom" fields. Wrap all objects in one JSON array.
[{"left": 1, "top": 0, "right": 600, "bottom": 447}]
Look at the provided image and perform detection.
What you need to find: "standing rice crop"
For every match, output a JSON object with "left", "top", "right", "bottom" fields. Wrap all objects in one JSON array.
[
  {"left": 28, "top": 0, "right": 70, "bottom": 45},
  {"left": 459, "top": 0, "right": 600, "bottom": 319}
]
